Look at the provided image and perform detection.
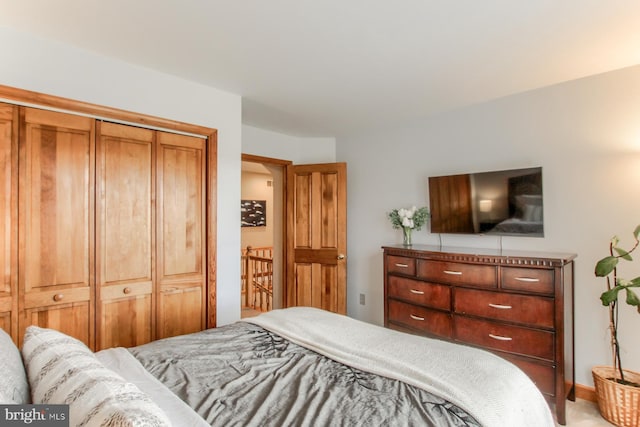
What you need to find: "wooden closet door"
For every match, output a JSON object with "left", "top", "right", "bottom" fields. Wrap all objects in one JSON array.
[
  {"left": 18, "top": 107, "right": 95, "bottom": 347},
  {"left": 156, "top": 132, "right": 206, "bottom": 339},
  {"left": 0, "top": 104, "right": 17, "bottom": 341},
  {"left": 96, "top": 122, "right": 154, "bottom": 350}
]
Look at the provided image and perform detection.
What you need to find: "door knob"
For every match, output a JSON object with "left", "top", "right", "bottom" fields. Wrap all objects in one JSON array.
[{"left": 337, "top": 254, "right": 345, "bottom": 260}]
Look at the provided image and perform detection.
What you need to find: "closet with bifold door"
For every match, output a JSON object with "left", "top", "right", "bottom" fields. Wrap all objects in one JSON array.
[
  {"left": 0, "top": 99, "right": 209, "bottom": 350},
  {"left": 96, "top": 121, "right": 207, "bottom": 350},
  {"left": 96, "top": 122, "right": 154, "bottom": 350},
  {"left": 0, "top": 104, "right": 18, "bottom": 340},
  {"left": 154, "top": 131, "right": 206, "bottom": 341},
  {"left": 19, "top": 107, "right": 96, "bottom": 348}
]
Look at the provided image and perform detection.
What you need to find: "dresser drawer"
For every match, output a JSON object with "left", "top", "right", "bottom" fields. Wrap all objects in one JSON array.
[
  {"left": 388, "top": 299, "right": 452, "bottom": 339},
  {"left": 388, "top": 276, "right": 450, "bottom": 310},
  {"left": 454, "top": 316, "right": 554, "bottom": 361},
  {"left": 386, "top": 255, "right": 416, "bottom": 276},
  {"left": 500, "top": 354, "right": 555, "bottom": 396},
  {"left": 417, "top": 260, "right": 497, "bottom": 288},
  {"left": 454, "top": 288, "right": 554, "bottom": 328},
  {"left": 501, "top": 267, "right": 554, "bottom": 295}
]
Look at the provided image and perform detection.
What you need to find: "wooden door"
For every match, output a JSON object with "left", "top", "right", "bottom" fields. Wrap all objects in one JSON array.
[
  {"left": 156, "top": 131, "right": 206, "bottom": 339},
  {"left": 96, "top": 122, "right": 154, "bottom": 350},
  {"left": 285, "top": 163, "right": 347, "bottom": 314},
  {"left": 18, "top": 107, "right": 95, "bottom": 347},
  {"left": 0, "top": 103, "right": 17, "bottom": 341}
]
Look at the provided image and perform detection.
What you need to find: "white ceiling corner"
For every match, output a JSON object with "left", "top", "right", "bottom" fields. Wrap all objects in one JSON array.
[{"left": 1, "top": 0, "right": 639, "bottom": 137}]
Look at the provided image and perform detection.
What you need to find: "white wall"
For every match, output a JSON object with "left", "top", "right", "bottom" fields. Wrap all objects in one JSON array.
[
  {"left": 337, "top": 64, "right": 640, "bottom": 387},
  {"left": 242, "top": 124, "right": 336, "bottom": 164},
  {"left": 0, "top": 26, "right": 243, "bottom": 325}
]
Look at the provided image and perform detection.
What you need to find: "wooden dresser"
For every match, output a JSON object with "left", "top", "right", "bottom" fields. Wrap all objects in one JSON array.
[{"left": 382, "top": 244, "right": 576, "bottom": 425}]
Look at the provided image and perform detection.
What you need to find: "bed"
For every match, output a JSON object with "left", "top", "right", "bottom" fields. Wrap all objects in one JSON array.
[
  {"left": 487, "top": 217, "right": 544, "bottom": 235},
  {"left": 3, "top": 307, "right": 555, "bottom": 427}
]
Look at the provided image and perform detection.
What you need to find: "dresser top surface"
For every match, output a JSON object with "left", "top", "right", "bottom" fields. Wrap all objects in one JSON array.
[{"left": 382, "top": 244, "right": 577, "bottom": 263}]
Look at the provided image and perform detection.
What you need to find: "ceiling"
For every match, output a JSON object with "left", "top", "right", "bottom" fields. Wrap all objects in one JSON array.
[
  {"left": 2, "top": 1, "right": 640, "bottom": 137},
  {"left": 242, "top": 161, "right": 271, "bottom": 175}
]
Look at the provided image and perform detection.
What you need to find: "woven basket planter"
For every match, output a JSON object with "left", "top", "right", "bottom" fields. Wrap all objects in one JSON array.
[{"left": 593, "top": 366, "right": 640, "bottom": 427}]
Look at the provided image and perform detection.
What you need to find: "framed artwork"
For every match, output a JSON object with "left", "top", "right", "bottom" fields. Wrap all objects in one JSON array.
[{"left": 241, "top": 200, "right": 267, "bottom": 227}]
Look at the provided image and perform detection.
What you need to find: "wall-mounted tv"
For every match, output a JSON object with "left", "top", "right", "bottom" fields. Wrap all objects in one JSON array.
[{"left": 428, "top": 167, "right": 543, "bottom": 237}]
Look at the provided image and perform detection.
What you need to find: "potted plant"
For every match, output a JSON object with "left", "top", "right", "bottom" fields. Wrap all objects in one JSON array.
[
  {"left": 593, "top": 225, "right": 640, "bottom": 426},
  {"left": 388, "top": 206, "right": 429, "bottom": 246}
]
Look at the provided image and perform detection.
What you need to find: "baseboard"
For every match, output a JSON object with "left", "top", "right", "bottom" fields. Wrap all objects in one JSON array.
[{"left": 573, "top": 382, "right": 597, "bottom": 402}]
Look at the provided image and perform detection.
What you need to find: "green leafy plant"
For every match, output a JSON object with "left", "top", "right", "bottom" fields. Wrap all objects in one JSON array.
[
  {"left": 594, "top": 225, "right": 640, "bottom": 386},
  {"left": 388, "top": 206, "right": 429, "bottom": 245},
  {"left": 387, "top": 206, "right": 430, "bottom": 230}
]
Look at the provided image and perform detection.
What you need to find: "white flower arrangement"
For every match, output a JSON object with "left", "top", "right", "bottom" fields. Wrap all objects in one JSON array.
[{"left": 388, "top": 206, "right": 429, "bottom": 231}]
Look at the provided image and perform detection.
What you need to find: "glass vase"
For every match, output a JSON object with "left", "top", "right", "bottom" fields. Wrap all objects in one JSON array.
[{"left": 402, "top": 227, "right": 412, "bottom": 246}]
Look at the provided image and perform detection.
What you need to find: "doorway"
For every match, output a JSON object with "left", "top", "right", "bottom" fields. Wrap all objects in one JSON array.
[{"left": 240, "top": 155, "right": 290, "bottom": 318}]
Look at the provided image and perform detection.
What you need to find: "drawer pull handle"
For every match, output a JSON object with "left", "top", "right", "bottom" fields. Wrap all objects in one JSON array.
[
  {"left": 489, "top": 333, "right": 513, "bottom": 341},
  {"left": 409, "top": 289, "right": 425, "bottom": 295},
  {"left": 443, "top": 270, "right": 462, "bottom": 275},
  {"left": 123, "top": 287, "right": 132, "bottom": 294},
  {"left": 514, "top": 277, "right": 540, "bottom": 283},
  {"left": 488, "top": 303, "right": 512, "bottom": 310},
  {"left": 53, "top": 293, "right": 64, "bottom": 302},
  {"left": 395, "top": 263, "right": 409, "bottom": 268},
  {"left": 409, "top": 314, "right": 425, "bottom": 321}
]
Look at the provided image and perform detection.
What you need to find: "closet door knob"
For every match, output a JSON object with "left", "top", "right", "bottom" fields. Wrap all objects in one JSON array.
[{"left": 337, "top": 254, "right": 345, "bottom": 260}]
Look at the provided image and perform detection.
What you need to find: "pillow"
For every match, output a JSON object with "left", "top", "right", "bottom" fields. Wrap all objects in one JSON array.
[
  {"left": 515, "top": 194, "right": 542, "bottom": 207},
  {"left": 22, "top": 326, "right": 171, "bottom": 427},
  {"left": 0, "top": 327, "right": 30, "bottom": 404},
  {"left": 515, "top": 194, "right": 543, "bottom": 220},
  {"left": 523, "top": 204, "right": 543, "bottom": 222}
]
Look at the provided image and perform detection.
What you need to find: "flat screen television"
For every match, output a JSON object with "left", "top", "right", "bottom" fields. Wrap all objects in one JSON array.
[{"left": 428, "top": 167, "right": 543, "bottom": 237}]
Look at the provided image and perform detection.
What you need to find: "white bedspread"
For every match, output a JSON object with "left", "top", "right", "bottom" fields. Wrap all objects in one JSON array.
[{"left": 245, "top": 307, "right": 555, "bottom": 427}]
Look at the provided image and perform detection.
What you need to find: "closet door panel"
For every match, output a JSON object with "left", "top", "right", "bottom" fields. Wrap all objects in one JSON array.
[
  {"left": 0, "top": 310, "right": 12, "bottom": 336},
  {"left": 157, "top": 285, "right": 202, "bottom": 338},
  {"left": 100, "top": 292, "right": 152, "bottom": 349},
  {"left": 157, "top": 132, "right": 206, "bottom": 339},
  {"left": 18, "top": 107, "right": 95, "bottom": 347},
  {"left": 23, "top": 302, "right": 91, "bottom": 344},
  {"left": 96, "top": 122, "right": 154, "bottom": 350},
  {"left": 0, "top": 103, "right": 17, "bottom": 341}
]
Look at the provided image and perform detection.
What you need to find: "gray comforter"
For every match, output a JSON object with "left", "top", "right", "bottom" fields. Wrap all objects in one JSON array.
[{"left": 129, "top": 321, "right": 480, "bottom": 426}]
